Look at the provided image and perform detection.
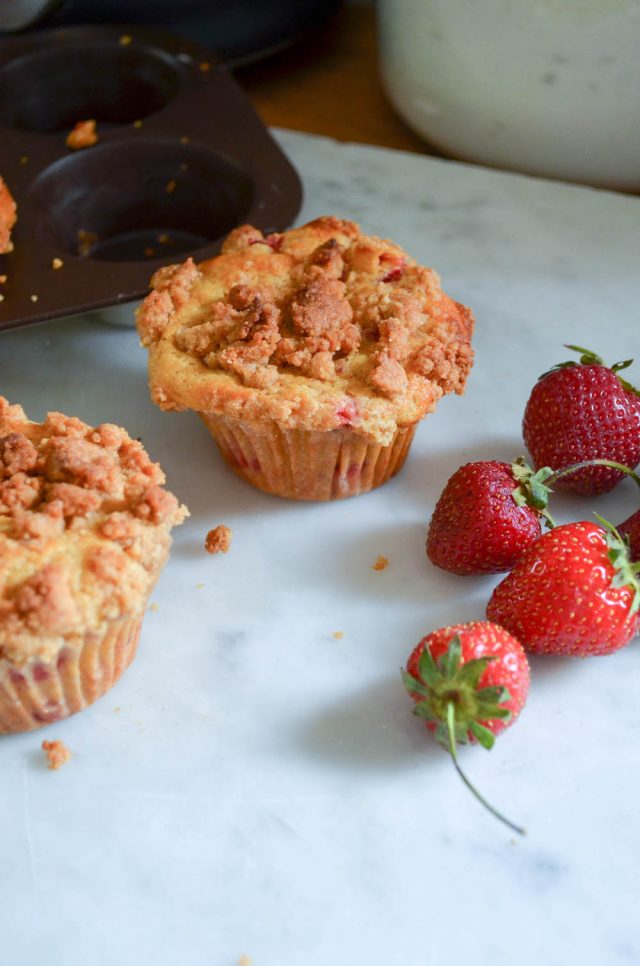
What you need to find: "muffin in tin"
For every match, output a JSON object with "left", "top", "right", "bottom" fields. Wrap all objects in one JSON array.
[
  {"left": 0, "top": 397, "right": 187, "bottom": 733},
  {"left": 137, "top": 216, "right": 474, "bottom": 501},
  {"left": 0, "top": 176, "right": 17, "bottom": 254}
]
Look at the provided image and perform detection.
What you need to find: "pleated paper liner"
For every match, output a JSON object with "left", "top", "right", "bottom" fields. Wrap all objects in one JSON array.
[
  {"left": 201, "top": 413, "right": 417, "bottom": 501},
  {"left": 0, "top": 616, "right": 142, "bottom": 734}
]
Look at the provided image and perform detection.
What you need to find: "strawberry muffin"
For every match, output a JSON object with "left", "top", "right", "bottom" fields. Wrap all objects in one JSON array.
[
  {"left": 0, "top": 397, "right": 187, "bottom": 733},
  {"left": 0, "top": 176, "right": 17, "bottom": 254},
  {"left": 137, "top": 216, "right": 474, "bottom": 500}
]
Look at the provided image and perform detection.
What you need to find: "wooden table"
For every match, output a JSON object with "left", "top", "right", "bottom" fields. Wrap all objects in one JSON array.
[{"left": 236, "top": 4, "right": 432, "bottom": 156}]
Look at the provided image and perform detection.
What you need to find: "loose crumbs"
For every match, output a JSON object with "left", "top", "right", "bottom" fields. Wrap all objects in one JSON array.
[
  {"left": 42, "top": 739, "right": 71, "bottom": 770},
  {"left": 66, "top": 119, "right": 98, "bottom": 151},
  {"left": 372, "top": 555, "right": 389, "bottom": 571},
  {"left": 205, "top": 524, "right": 232, "bottom": 554},
  {"left": 51, "top": 258, "right": 63, "bottom": 270},
  {"left": 332, "top": 631, "right": 344, "bottom": 639}
]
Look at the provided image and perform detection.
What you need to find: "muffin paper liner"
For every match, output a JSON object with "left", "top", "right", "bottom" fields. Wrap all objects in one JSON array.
[
  {"left": 200, "top": 413, "right": 416, "bottom": 501},
  {"left": 0, "top": 617, "right": 142, "bottom": 734}
]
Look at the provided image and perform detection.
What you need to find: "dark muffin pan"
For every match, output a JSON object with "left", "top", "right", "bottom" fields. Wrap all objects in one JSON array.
[{"left": 0, "top": 24, "right": 302, "bottom": 332}]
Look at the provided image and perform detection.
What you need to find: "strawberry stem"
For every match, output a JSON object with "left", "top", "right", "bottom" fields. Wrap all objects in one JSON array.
[
  {"left": 445, "top": 702, "right": 526, "bottom": 836},
  {"left": 547, "top": 459, "right": 640, "bottom": 490}
]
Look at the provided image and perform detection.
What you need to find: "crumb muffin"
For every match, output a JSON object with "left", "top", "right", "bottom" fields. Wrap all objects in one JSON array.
[
  {"left": 137, "top": 216, "right": 473, "bottom": 500},
  {"left": 0, "top": 398, "right": 187, "bottom": 733},
  {"left": 0, "top": 176, "right": 17, "bottom": 254}
]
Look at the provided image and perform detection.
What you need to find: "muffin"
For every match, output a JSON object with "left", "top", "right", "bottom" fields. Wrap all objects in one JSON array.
[
  {"left": 0, "top": 176, "right": 17, "bottom": 254},
  {"left": 0, "top": 398, "right": 187, "bottom": 733},
  {"left": 137, "top": 216, "right": 473, "bottom": 501}
]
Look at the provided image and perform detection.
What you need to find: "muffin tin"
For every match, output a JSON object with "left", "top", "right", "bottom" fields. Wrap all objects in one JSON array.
[{"left": 0, "top": 24, "right": 302, "bottom": 332}]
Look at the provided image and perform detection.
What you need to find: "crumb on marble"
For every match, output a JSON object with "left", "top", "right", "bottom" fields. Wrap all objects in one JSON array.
[
  {"left": 332, "top": 631, "right": 344, "bottom": 639},
  {"left": 238, "top": 956, "right": 253, "bottom": 966},
  {"left": 205, "top": 524, "right": 232, "bottom": 555},
  {"left": 149, "top": 602, "right": 159, "bottom": 612},
  {"left": 195, "top": 582, "right": 205, "bottom": 589},
  {"left": 372, "top": 555, "right": 389, "bottom": 571},
  {"left": 42, "top": 739, "right": 71, "bottom": 770}
]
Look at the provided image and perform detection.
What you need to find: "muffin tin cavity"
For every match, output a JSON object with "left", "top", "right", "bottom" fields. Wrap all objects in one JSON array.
[
  {"left": 0, "top": 24, "right": 302, "bottom": 331},
  {"left": 29, "top": 141, "right": 254, "bottom": 262},
  {"left": 0, "top": 44, "right": 180, "bottom": 133}
]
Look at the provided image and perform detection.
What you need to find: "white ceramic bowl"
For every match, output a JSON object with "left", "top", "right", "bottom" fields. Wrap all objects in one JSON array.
[{"left": 378, "top": 0, "right": 640, "bottom": 189}]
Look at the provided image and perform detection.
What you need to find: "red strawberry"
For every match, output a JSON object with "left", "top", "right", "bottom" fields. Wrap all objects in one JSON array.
[
  {"left": 618, "top": 509, "right": 640, "bottom": 562},
  {"left": 523, "top": 345, "right": 640, "bottom": 495},
  {"left": 487, "top": 519, "right": 640, "bottom": 656},
  {"left": 403, "top": 621, "right": 530, "bottom": 833},
  {"left": 426, "top": 457, "right": 554, "bottom": 575}
]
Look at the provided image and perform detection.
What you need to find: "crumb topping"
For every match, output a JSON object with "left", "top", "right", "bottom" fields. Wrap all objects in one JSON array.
[
  {"left": 0, "top": 176, "right": 17, "bottom": 255},
  {"left": 0, "top": 398, "right": 187, "bottom": 664},
  {"left": 137, "top": 217, "right": 474, "bottom": 444},
  {"left": 205, "top": 524, "right": 232, "bottom": 554}
]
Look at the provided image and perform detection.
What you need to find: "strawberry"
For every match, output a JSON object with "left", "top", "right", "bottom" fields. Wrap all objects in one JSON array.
[
  {"left": 426, "top": 457, "right": 555, "bottom": 575},
  {"left": 618, "top": 509, "right": 640, "bottom": 562},
  {"left": 487, "top": 518, "right": 640, "bottom": 656},
  {"left": 403, "top": 621, "right": 530, "bottom": 833},
  {"left": 523, "top": 345, "right": 640, "bottom": 495}
]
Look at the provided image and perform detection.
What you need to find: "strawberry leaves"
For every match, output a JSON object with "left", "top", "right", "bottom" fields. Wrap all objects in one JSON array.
[
  {"left": 511, "top": 456, "right": 555, "bottom": 527},
  {"left": 402, "top": 635, "right": 513, "bottom": 751}
]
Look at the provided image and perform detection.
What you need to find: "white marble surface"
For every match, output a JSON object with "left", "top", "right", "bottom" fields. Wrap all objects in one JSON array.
[{"left": 1, "top": 130, "right": 640, "bottom": 966}]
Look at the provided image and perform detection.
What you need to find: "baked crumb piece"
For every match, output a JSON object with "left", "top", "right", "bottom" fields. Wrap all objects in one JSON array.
[
  {"left": 0, "top": 275, "right": 7, "bottom": 284},
  {"left": 51, "top": 258, "right": 63, "bottom": 270},
  {"left": 332, "top": 630, "right": 344, "bottom": 639},
  {"left": 133, "top": 119, "right": 143, "bottom": 128},
  {"left": 20, "top": 156, "right": 28, "bottom": 165},
  {"left": 238, "top": 956, "right": 253, "bottom": 966},
  {"left": 149, "top": 602, "right": 159, "bottom": 612},
  {"left": 199, "top": 61, "right": 211, "bottom": 72},
  {"left": 66, "top": 119, "right": 98, "bottom": 151},
  {"left": 372, "top": 555, "right": 389, "bottom": 571},
  {"left": 77, "top": 229, "right": 98, "bottom": 256},
  {"left": 30, "top": 294, "right": 38, "bottom": 303},
  {"left": 166, "top": 180, "right": 177, "bottom": 194},
  {"left": 205, "top": 524, "right": 232, "bottom": 554},
  {"left": 119, "top": 34, "right": 132, "bottom": 45},
  {"left": 42, "top": 739, "right": 71, "bottom": 770}
]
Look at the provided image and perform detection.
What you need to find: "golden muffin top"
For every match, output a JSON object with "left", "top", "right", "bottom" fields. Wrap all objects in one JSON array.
[
  {"left": 0, "top": 398, "right": 187, "bottom": 664},
  {"left": 137, "top": 216, "right": 474, "bottom": 445}
]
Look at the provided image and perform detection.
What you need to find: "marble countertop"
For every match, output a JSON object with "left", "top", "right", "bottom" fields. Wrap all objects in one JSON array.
[{"left": 1, "top": 130, "right": 639, "bottom": 966}]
